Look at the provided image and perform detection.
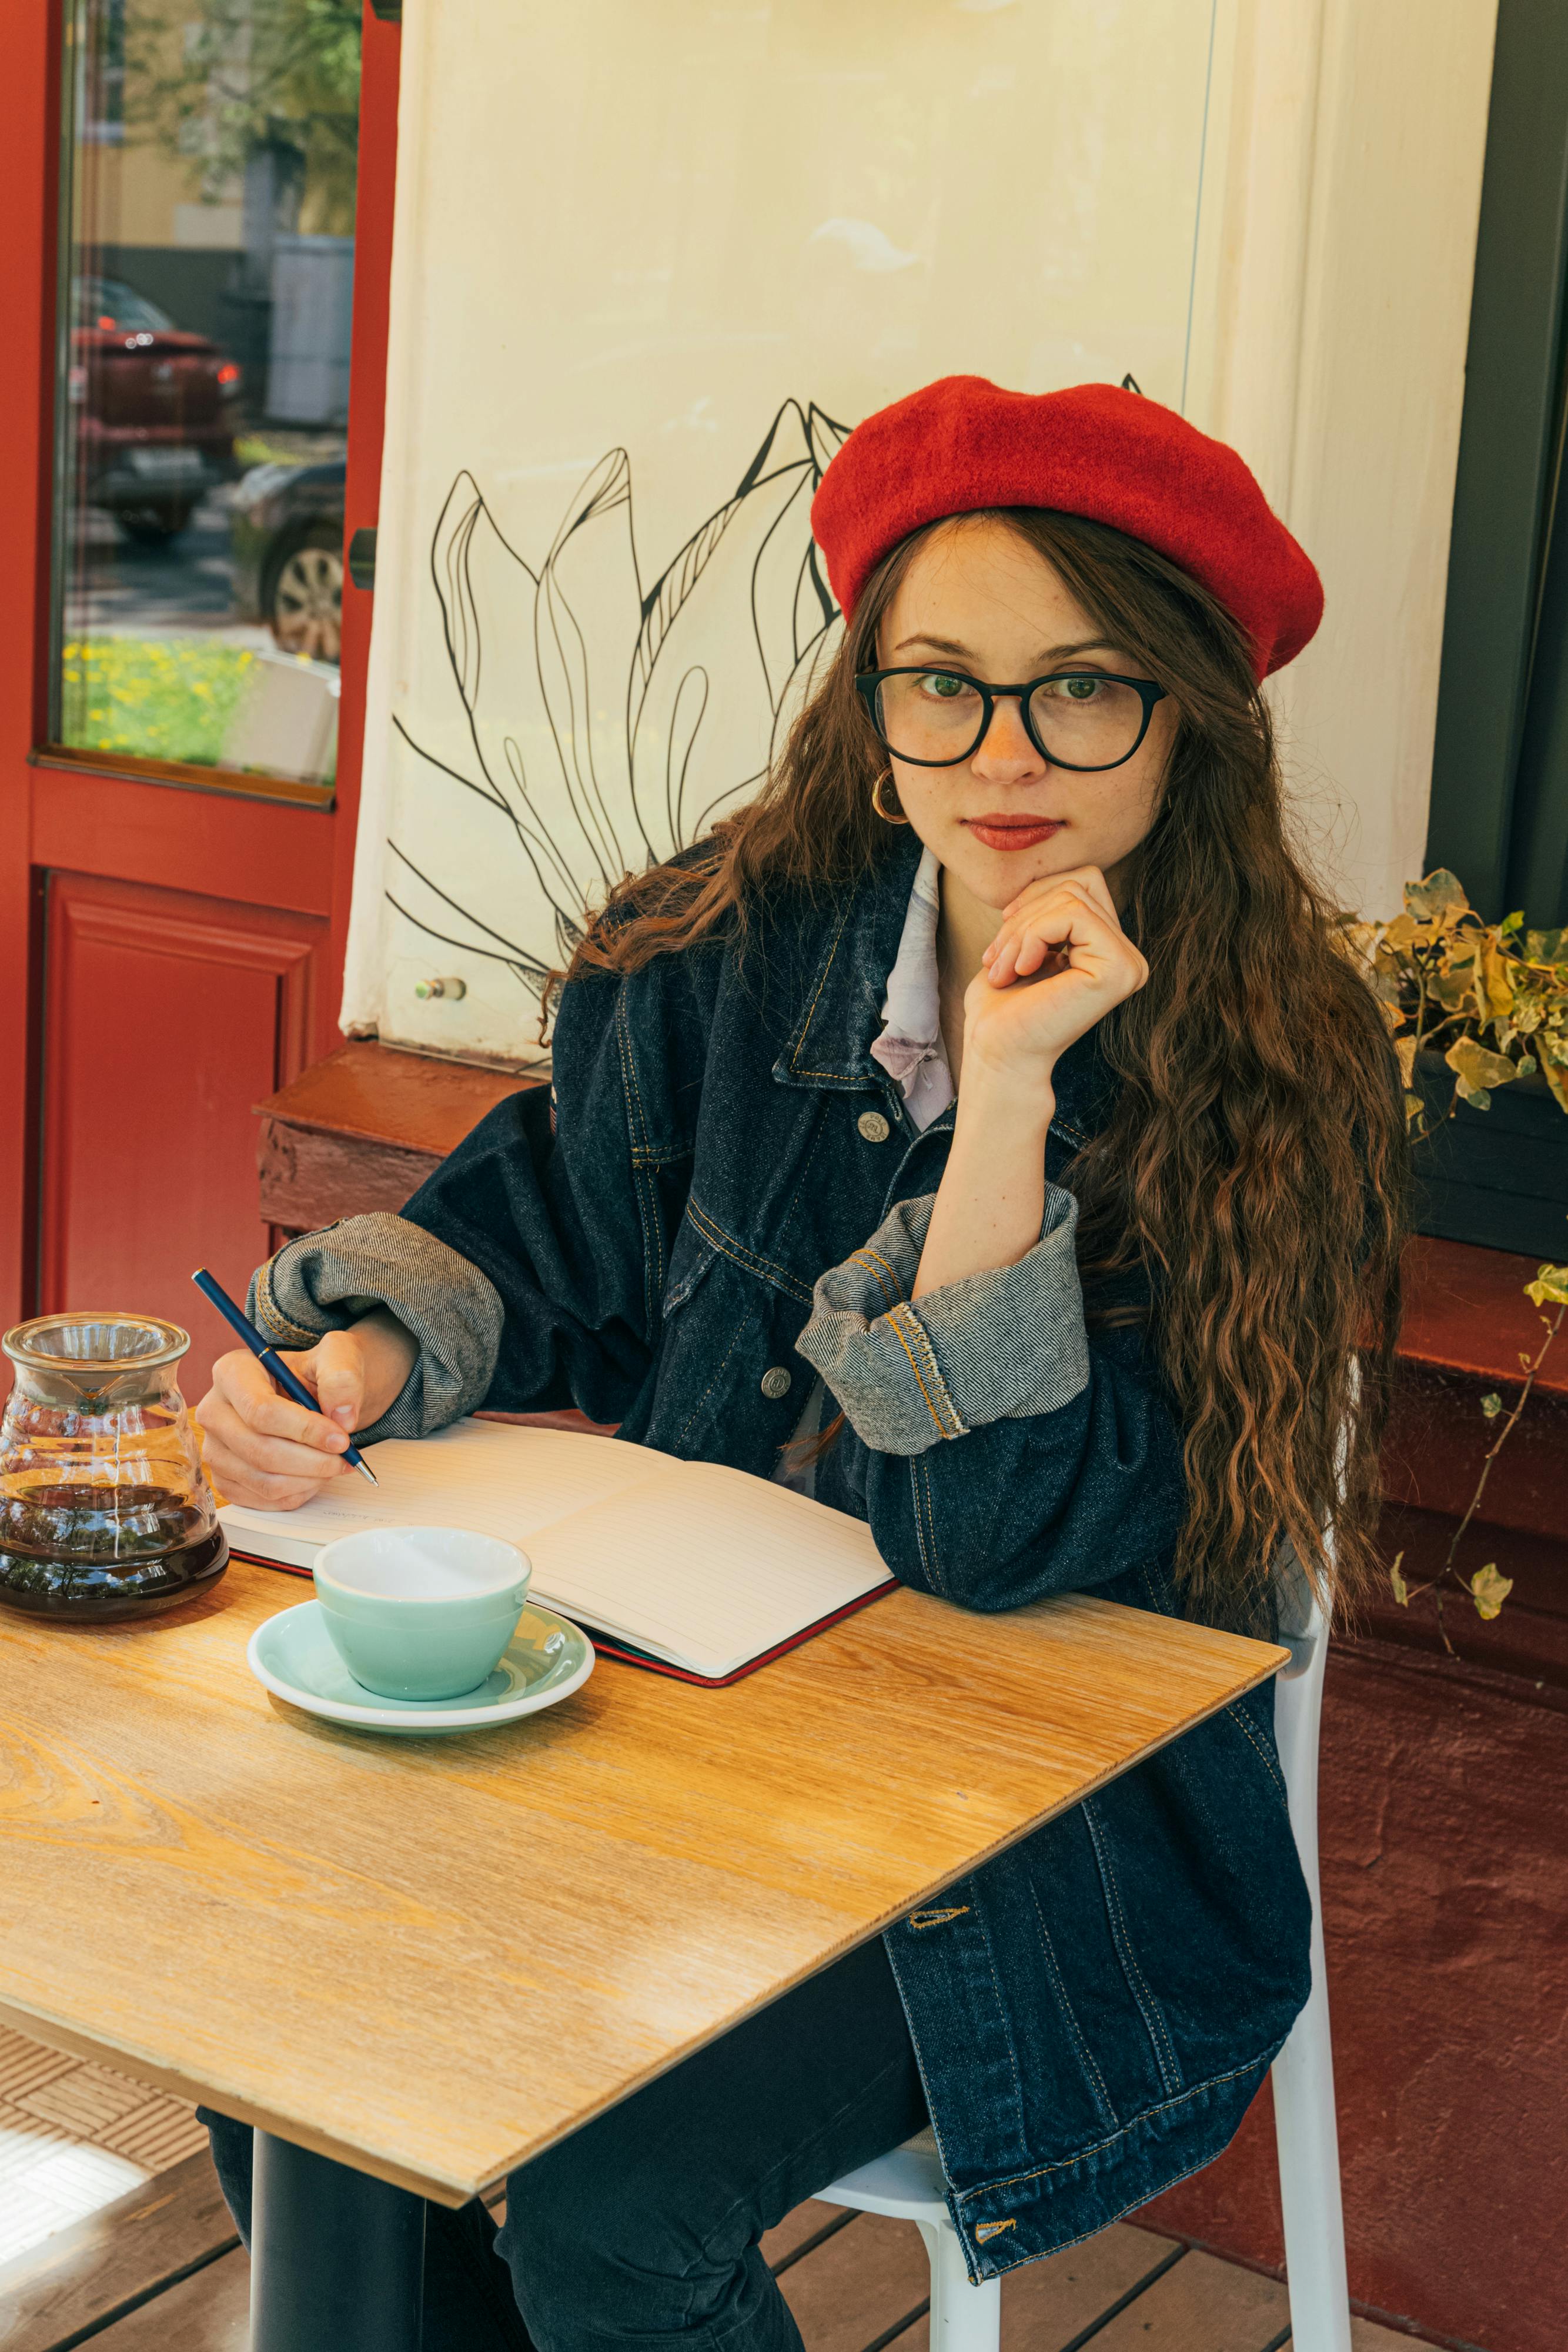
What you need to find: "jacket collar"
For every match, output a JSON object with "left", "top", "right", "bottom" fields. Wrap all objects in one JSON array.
[
  {"left": 774, "top": 828, "right": 925, "bottom": 1092},
  {"left": 770, "top": 827, "right": 1114, "bottom": 1147}
]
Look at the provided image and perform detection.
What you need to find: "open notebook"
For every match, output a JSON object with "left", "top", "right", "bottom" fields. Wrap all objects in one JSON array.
[{"left": 219, "top": 1418, "right": 895, "bottom": 1685}]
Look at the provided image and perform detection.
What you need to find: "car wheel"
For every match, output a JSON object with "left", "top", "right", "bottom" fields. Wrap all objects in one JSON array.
[
  {"left": 267, "top": 526, "right": 343, "bottom": 664},
  {"left": 118, "top": 502, "right": 197, "bottom": 546}
]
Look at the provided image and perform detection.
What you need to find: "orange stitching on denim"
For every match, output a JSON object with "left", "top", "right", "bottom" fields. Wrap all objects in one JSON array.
[
  {"left": 849, "top": 1251, "right": 901, "bottom": 1312},
  {"left": 615, "top": 995, "right": 664, "bottom": 1324},
  {"left": 912, "top": 1453, "right": 948, "bottom": 1598},
  {"left": 616, "top": 993, "right": 649, "bottom": 1152},
  {"left": 910, "top": 1906, "right": 970, "bottom": 1928},
  {"left": 975, "top": 2220, "right": 1016, "bottom": 2243},
  {"left": 883, "top": 1309, "right": 949, "bottom": 1434},
  {"left": 890, "top": 1304, "right": 963, "bottom": 1436},
  {"left": 1226, "top": 1703, "right": 1290, "bottom": 1805},
  {"left": 674, "top": 1299, "right": 759, "bottom": 1450},
  {"left": 1025, "top": 1877, "right": 1116, "bottom": 2129},
  {"left": 907, "top": 1456, "right": 937, "bottom": 1588},
  {"left": 786, "top": 904, "right": 852, "bottom": 1076},
  {"left": 1082, "top": 1799, "right": 1181, "bottom": 2093},
  {"left": 684, "top": 1199, "right": 814, "bottom": 1306},
  {"left": 616, "top": 1011, "right": 667, "bottom": 1308},
  {"left": 952, "top": 2052, "right": 1274, "bottom": 2206},
  {"left": 858, "top": 1245, "right": 907, "bottom": 1304},
  {"left": 774, "top": 1096, "right": 834, "bottom": 1254}
]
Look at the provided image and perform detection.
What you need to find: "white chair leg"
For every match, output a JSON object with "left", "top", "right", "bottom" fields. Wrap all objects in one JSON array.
[
  {"left": 1272, "top": 1941, "right": 1352, "bottom": 2352},
  {"left": 916, "top": 2216, "right": 1002, "bottom": 2352},
  {"left": 1271, "top": 1583, "right": 1353, "bottom": 2352}
]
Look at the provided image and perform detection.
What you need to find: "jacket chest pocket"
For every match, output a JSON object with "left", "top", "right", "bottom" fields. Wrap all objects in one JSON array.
[{"left": 657, "top": 1206, "right": 816, "bottom": 1465}]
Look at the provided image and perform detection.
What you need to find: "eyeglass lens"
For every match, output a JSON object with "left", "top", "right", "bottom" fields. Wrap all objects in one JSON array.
[{"left": 874, "top": 671, "right": 1147, "bottom": 768}]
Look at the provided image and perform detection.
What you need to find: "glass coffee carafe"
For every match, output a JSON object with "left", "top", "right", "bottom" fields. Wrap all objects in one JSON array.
[{"left": 0, "top": 1315, "right": 228, "bottom": 1621}]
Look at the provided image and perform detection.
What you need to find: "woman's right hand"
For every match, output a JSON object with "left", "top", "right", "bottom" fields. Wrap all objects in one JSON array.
[{"left": 196, "top": 1312, "right": 417, "bottom": 1509}]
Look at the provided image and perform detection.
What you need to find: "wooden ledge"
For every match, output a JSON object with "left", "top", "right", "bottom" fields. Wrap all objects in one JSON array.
[
  {"left": 256, "top": 1038, "right": 543, "bottom": 1154},
  {"left": 1400, "top": 1233, "right": 1567, "bottom": 1398},
  {"left": 255, "top": 1040, "right": 544, "bottom": 1232}
]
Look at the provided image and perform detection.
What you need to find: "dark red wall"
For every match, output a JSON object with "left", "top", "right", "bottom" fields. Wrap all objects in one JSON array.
[{"left": 1138, "top": 1638, "right": 1568, "bottom": 2352}]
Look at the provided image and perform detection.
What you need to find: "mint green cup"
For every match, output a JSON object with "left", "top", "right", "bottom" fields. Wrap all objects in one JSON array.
[{"left": 312, "top": 1526, "right": 532, "bottom": 1701}]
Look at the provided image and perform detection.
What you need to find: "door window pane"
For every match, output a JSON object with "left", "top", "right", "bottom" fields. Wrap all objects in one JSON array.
[{"left": 51, "top": 0, "right": 360, "bottom": 791}]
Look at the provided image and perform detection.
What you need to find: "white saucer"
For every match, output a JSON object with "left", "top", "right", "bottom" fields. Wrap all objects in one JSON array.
[{"left": 247, "top": 1597, "right": 594, "bottom": 1735}]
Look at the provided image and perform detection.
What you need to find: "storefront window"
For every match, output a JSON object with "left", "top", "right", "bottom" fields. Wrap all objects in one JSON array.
[{"left": 50, "top": 0, "right": 359, "bottom": 792}]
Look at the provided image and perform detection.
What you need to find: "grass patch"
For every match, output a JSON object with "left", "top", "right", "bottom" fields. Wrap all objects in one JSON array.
[
  {"left": 233, "top": 435, "right": 305, "bottom": 468},
  {"left": 59, "top": 637, "right": 258, "bottom": 767}
]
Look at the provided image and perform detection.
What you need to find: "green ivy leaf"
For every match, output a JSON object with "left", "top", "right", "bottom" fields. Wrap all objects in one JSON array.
[
  {"left": 1524, "top": 1264, "right": 1568, "bottom": 1308},
  {"left": 1406, "top": 870, "right": 1470, "bottom": 921},
  {"left": 1524, "top": 926, "right": 1568, "bottom": 965},
  {"left": 1410, "top": 870, "right": 1476, "bottom": 922},
  {"left": 1470, "top": 1564, "right": 1513, "bottom": 1621},
  {"left": 1446, "top": 1037, "right": 1518, "bottom": 1098},
  {"left": 1480, "top": 1391, "right": 1503, "bottom": 1419}
]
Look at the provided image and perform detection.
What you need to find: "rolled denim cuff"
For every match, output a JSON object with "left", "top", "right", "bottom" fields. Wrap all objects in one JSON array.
[
  {"left": 796, "top": 1190, "right": 1090, "bottom": 1457},
  {"left": 248, "top": 1211, "right": 504, "bottom": 1442}
]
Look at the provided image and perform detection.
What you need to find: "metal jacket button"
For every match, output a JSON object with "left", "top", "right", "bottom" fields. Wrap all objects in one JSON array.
[
  {"left": 857, "top": 1110, "right": 891, "bottom": 1143},
  {"left": 760, "top": 1366, "right": 793, "bottom": 1400}
]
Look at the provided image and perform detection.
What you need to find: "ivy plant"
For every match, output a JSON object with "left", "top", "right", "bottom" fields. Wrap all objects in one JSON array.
[
  {"left": 1347, "top": 867, "right": 1568, "bottom": 1119},
  {"left": 1346, "top": 874, "right": 1568, "bottom": 1641}
]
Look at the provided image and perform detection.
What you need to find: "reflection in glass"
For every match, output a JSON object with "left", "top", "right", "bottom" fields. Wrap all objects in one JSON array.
[{"left": 52, "top": 0, "right": 360, "bottom": 790}]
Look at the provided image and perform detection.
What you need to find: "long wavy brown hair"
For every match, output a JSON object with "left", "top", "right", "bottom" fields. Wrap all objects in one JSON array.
[{"left": 553, "top": 508, "right": 1407, "bottom": 1629}]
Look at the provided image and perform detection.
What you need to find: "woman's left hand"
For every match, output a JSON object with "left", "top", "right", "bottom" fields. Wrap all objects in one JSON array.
[{"left": 966, "top": 865, "right": 1148, "bottom": 1081}]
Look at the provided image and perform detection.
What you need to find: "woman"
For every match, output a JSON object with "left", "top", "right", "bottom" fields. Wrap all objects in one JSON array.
[{"left": 198, "top": 377, "right": 1405, "bottom": 2351}]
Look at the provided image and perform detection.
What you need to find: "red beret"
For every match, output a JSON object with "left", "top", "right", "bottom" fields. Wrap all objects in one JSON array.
[{"left": 810, "top": 376, "right": 1322, "bottom": 679}]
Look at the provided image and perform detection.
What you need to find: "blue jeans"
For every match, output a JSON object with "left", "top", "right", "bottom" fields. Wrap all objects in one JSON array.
[{"left": 201, "top": 1934, "right": 925, "bottom": 2350}]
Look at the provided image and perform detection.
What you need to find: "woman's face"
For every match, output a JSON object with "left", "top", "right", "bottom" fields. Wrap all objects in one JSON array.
[{"left": 873, "top": 516, "right": 1177, "bottom": 912}]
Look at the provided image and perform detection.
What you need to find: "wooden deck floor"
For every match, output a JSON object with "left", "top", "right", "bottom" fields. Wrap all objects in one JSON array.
[{"left": 0, "top": 2139, "right": 1448, "bottom": 2352}]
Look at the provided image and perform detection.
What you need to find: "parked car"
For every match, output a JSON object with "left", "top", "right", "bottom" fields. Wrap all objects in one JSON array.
[
  {"left": 229, "top": 458, "right": 346, "bottom": 664},
  {"left": 70, "top": 278, "right": 242, "bottom": 543}
]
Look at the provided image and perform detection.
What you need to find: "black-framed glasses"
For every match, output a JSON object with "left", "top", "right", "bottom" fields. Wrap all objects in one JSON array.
[{"left": 855, "top": 667, "right": 1167, "bottom": 772}]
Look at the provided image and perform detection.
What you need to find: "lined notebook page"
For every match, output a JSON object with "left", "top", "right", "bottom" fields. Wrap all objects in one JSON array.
[
  {"left": 218, "top": 1421, "right": 656, "bottom": 1571},
  {"left": 521, "top": 1461, "right": 891, "bottom": 1678},
  {"left": 220, "top": 1420, "right": 893, "bottom": 1677}
]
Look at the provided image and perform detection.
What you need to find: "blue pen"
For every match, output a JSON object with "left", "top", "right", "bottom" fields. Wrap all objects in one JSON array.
[{"left": 190, "top": 1267, "right": 379, "bottom": 1486}]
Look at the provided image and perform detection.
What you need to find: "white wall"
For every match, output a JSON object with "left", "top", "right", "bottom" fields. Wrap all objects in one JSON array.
[
  {"left": 1188, "top": 0, "right": 1498, "bottom": 920},
  {"left": 347, "top": 0, "right": 1225, "bottom": 1058},
  {"left": 345, "top": 0, "right": 1499, "bottom": 1060}
]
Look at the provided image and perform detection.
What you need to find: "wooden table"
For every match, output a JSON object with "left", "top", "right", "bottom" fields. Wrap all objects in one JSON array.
[{"left": 0, "top": 1558, "right": 1285, "bottom": 2348}]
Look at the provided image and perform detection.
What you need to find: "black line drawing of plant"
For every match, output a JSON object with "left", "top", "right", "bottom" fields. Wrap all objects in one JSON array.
[{"left": 386, "top": 397, "right": 854, "bottom": 1008}]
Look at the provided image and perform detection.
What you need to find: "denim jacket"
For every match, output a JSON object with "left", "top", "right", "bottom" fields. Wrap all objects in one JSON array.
[{"left": 250, "top": 828, "right": 1310, "bottom": 2276}]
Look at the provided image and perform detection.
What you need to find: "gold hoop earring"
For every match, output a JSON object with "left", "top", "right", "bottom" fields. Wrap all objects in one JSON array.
[{"left": 871, "top": 769, "right": 909, "bottom": 825}]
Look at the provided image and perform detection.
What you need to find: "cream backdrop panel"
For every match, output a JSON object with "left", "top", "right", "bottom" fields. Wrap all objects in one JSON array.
[{"left": 346, "top": 0, "right": 1222, "bottom": 1060}]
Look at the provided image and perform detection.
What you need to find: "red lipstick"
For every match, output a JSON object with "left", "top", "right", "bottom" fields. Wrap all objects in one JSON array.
[{"left": 963, "top": 813, "right": 1064, "bottom": 852}]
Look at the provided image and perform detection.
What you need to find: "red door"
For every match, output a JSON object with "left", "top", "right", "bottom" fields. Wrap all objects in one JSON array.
[{"left": 0, "top": 4, "right": 400, "bottom": 1398}]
